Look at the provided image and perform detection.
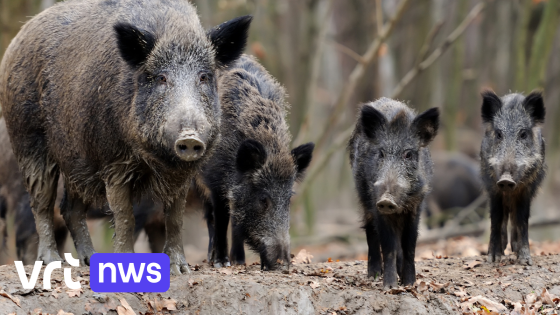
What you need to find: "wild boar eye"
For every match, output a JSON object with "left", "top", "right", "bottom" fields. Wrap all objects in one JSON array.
[
  {"left": 519, "top": 130, "right": 528, "bottom": 140},
  {"left": 403, "top": 150, "right": 413, "bottom": 160},
  {"left": 495, "top": 130, "right": 503, "bottom": 140},
  {"left": 259, "top": 196, "right": 270, "bottom": 209},
  {"left": 379, "top": 150, "right": 385, "bottom": 159},
  {"left": 156, "top": 74, "right": 167, "bottom": 84},
  {"left": 199, "top": 72, "right": 210, "bottom": 83}
]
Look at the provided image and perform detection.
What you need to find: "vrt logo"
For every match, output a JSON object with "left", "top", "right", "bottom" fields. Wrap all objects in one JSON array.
[{"left": 15, "top": 253, "right": 81, "bottom": 290}]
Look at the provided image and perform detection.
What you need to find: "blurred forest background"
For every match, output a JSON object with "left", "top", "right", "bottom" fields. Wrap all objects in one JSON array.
[{"left": 1, "top": 0, "right": 560, "bottom": 264}]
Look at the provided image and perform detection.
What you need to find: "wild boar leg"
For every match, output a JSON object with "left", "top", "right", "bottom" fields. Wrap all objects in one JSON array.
[
  {"left": 230, "top": 217, "right": 246, "bottom": 265},
  {"left": 24, "top": 155, "right": 62, "bottom": 264},
  {"left": 378, "top": 218, "right": 398, "bottom": 289},
  {"left": 401, "top": 214, "right": 419, "bottom": 286},
  {"left": 203, "top": 201, "right": 215, "bottom": 262},
  {"left": 60, "top": 188, "right": 95, "bottom": 265},
  {"left": 106, "top": 182, "right": 135, "bottom": 253},
  {"left": 511, "top": 222, "right": 519, "bottom": 253},
  {"left": 487, "top": 195, "right": 504, "bottom": 263},
  {"left": 209, "top": 194, "right": 231, "bottom": 267},
  {"left": 164, "top": 190, "right": 190, "bottom": 275},
  {"left": 365, "top": 224, "right": 382, "bottom": 278},
  {"left": 515, "top": 197, "right": 532, "bottom": 266},
  {"left": 501, "top": 207, "right": 509, "bottom": 253}
]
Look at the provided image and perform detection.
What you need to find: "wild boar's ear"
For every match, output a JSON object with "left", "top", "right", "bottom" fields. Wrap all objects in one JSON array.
[
  {"left": 523, "top": 91, "right": 545, "bottom": 124},
  {"left": 208, "top": 15, "right": 253, "bottom": 67},
  {"left": 114, "top": 22, "right": 156, "bottom": 68},
  {"left": 481, "top": 90, "right": 502, "bottom": 123},
  {"left": 236, "top": 139, "right": 267, "bottom": 174},
  {"left": 360, "top": 105, "right": 386, "bottom": 140},
  {"left": 291, "top": 143, "right": 315, "bottom": 181},
  {"left": 412, "top": 107, "right": 439, "bottom": 147}
]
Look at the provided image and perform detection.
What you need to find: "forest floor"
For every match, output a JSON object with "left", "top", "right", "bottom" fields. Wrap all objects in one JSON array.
[{"left": 2, "top": 238, "right": 560, "bottom": 315}]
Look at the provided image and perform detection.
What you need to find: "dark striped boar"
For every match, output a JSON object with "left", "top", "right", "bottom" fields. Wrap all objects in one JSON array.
[
  {"left": 197, "top": 55, "right": 314, "bottom": 270},
  {"left": 348, "top": 98, "right": 439, "bottom": 289},
  {"left": 480, "top": 91, "right": 546, "bottom": 266}
]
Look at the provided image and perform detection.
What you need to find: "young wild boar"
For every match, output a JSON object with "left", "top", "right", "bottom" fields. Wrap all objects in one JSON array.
[
  {"left": 197, "top": 55, "right": 314, "bottom": 270},
  {"left": 480, "top": 91, "right": 546, "bottom": 266},
  {"left": 0, "top": 0, "right": 251, "bottom": 274},
  {"left": 348, "top": 98, "right": 439, "bottom": 289}
]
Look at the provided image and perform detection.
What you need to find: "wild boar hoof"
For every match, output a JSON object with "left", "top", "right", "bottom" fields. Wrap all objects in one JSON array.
[
  {"left": 38, "top": 249, "right": 64, "bottom": 265},
  {"left": 487, "top": 253, "right": 502, "bottom": 263},
  {"left": 213, "top": 261, "right": 231, "bottom": 268},
  {"left": 170, "top": 263, "right": 191, "bottom": 275},
  {"left": 517, "top": 250, "right": 532, "bottom": 266}
]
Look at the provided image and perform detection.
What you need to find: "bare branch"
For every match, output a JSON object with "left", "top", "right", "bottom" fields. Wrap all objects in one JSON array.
[
  {"left": 375, "top": 0, "right": 383, "bottom": 36},
  {"left": 314, "top": 0, "right": 411, "bottom": 152},
  {"left": 330, "top": 40, "right": 366, "bottom": 65},
  {"left": 391, "top": 2, "right": 485, "bottom": 98}
]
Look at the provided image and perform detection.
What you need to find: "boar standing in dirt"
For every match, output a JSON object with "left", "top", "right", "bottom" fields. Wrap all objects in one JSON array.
[
  {"left": 348, "top": 98, "right": 439, "bottom": 289},
  {"left": 197, "top": 55, "right": 314, "bottom": 270},
  {"left": 480, "top": 91, "right": 546, "bottom": 266},
  {"left": 0, "top": 0, "right": 251, "bottom": 273}
]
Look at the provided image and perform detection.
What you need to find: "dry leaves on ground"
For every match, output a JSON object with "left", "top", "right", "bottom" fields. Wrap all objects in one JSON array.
[
  {"left": 463, "top": 260, "right": 483, "bottom": 270},
  {"left": 309, "top": 281, "right": 321, "bottom": 289},
  {"left": 66, "top": 288, "right": 83, "bottom": 297},
  {"left": 147, "top": 297, "right": 178, "bottom": 313},
  {"left": 460, "top": 295, "right": 507, "bottom": 313},
  {"left": 0, "top": 289, "right": 21, "bottom": 307},
  {"left": 57, "top": 310, "right": 74, "bottom": 315},
  {"left": 293, "top": 249, "right": 314, "bottom": 264},
  {"left": 116, "top": 298, "right": 136, "bottom": 315}
]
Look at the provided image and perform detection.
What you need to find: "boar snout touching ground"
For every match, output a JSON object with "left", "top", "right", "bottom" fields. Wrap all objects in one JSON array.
[
  {"left": 480, "top": 90, "right": 546, "bottom": 266},
  {"left": 197, "top": 55, "right": 314, "bottom": 271},
  {"left": 348, "top": 98, "right": 439, "bottom": 290}
]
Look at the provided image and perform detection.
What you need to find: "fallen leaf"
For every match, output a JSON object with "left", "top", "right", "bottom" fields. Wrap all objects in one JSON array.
[
  {"left": 387, "top": 287, "right": 407, "bottom": 294},
  {"left": 460, "top": 296, "right": 507, "bottom": 313},
  {"left": 117, "top": 298, "right": 136, "bottom": 315},
  {"left": 500, "top": 283, "right": 511, "bottom": 290},
  {"left": 327, "top": 258, "right": 333, "bottom": 263},
  {"left": 483, "top": 281, "right": 493, "bottom": 285},
  {"left": 57, "top": 310, "right": 74, "bottom": 315},
  {"left": 429, "top": 281, "right": 449, "bottom": 292},
  {"left": 293, "top": 249, "right": 313, "bottom": 264},
  {"left": 0, "top": 289, "right": 21, "bottom": 307},
  {"left": 541, "top": 288, "right": 555, "bottom": 305},
  {"left": 454, "top": 287, "right": 468, "bottom": 297},
  {"left": 309, "top": 281, "right": 320, "bottom": 289},
  {"left": 219, "top": 268, "right": 232, "bottom": 275},
  {"left": 463, "top": 260, "right": 482, "bottom": 270},
  {"left": 161, "top": 298, "right": 177, "bottom": 311},
  {"left": 66, "top": 288, "right": 83, "bottom": 297},
  {"left": 417, "top": 281, "right": 429, "bottom": 293},
  {"left": 525, "top": 293, "right": 537, "bottom": 304}
]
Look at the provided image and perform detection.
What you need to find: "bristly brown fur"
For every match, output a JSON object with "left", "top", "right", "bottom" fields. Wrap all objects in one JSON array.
[{"left": 0, "top": 0, "right": 251, "bottom": 270}]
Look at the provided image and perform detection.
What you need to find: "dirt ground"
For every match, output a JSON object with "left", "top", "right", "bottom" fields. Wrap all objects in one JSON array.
[{"left": 2, "top": 249, "right": 560, "bottom": 315}]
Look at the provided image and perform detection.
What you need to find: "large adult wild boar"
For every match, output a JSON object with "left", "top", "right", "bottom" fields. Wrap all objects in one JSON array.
[
  {"left": 0, "top": 0, "right": 251, "bottom": 274},
  {"left": 197, "top": 55, "right": 314, "bottom": 270}
]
